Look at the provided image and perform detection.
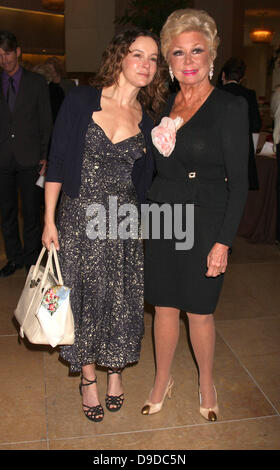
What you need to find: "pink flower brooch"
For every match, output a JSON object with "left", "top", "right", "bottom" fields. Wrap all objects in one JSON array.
[{"left": 151, "top": 116, "right": 183, "bottom": 157}]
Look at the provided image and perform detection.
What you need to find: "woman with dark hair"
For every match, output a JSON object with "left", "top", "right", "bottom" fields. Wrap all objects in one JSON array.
[{"left": 42, "top": 29, "right": 167, "bottom": 422}]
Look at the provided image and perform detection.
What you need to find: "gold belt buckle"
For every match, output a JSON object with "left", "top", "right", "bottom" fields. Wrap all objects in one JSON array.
[{"left": 188, "top": 171, "right": 196, "bottom": 179}]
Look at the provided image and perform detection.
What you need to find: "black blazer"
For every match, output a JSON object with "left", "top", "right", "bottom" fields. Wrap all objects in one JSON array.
[
  {"left": 0, "top": 67, "right": 52, "bottom": 168},
  {"left": 221, "top": 82, "right": 262, "bottom": 190},
  {"left": 147, "top": 88, "right": 249, "bottom": 247},
  {"left": 46, "top": 86, "right": 155, "bottom": 205}
]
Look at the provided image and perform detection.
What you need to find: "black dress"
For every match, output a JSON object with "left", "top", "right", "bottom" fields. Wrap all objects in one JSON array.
[
  {"left": 57, "top": 121, "right": 145, "bottom": 372},
  {"left": 144, "top": 88, "right": 249, "bottom": 314}
]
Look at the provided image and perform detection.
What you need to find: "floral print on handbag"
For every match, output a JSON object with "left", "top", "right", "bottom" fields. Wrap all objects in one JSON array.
[{"left": 41, "top": 285, "right": 70, "bottom": 316}]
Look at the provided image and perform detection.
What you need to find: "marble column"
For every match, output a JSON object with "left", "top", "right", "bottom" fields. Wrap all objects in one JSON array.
[{"left": 64, "top": 0, "right": 116, "bottom": 72}]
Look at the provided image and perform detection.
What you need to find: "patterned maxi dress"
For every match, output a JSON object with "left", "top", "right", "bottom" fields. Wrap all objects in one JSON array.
[{"left": 56, "top": 120, "right": 145, "bottom": 372}]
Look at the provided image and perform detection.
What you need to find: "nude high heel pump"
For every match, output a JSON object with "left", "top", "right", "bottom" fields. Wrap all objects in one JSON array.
[
  {"left": 199, "top": 385, "right": 219, "bottom": 422},
  {"left": 141, "top": 377, "right": 174, "bottom": 415}
]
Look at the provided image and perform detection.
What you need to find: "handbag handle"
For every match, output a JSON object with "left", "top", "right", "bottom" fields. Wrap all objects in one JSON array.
[
  {"left": 31, "top": 246, "right": 47, "bottom": 280},
  {"left": 51, "top": 243, "right": 64, "bottom": 285},
  {"left": 40, "top": 243, "right": 64, "bottom": 289},
  {"left": 31, "top": 243, "right": 63, "bottom": 289}
]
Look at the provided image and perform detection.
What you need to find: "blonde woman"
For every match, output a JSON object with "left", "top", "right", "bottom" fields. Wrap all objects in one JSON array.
[{"left": 142, "top": 9, "right": 249, "bottom": 421}]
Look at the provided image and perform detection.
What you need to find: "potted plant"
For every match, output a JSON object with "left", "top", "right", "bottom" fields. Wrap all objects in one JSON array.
[{"left": 116, "top": 0, "right": 194, "bottom": 35}]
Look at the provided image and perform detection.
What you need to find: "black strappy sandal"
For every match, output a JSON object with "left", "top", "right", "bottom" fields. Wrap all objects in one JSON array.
[
  {"left": 105, "top": 368, "right": 124, "bottom": 412},
  {"left": 79, "top": 375, "right": 104, "bottom": 422}
]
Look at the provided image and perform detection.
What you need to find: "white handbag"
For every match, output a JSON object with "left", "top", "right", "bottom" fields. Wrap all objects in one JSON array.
[{"left": 14, "top": 243, "right": 74, "bottom": 347}]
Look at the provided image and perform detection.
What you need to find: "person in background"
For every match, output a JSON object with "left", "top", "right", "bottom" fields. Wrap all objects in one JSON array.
[
  {"left": 45, "top": 56, "right": 76, "bottom": 95},
  {"left": 33, "top": 62, "right": 65, "bottom": 123},
  {"left": 44, "top": 57, "right": 76, "bottom": 122},
  {"left": 0, "top": 31, "right": 52, "bottom": 277},
  {"left": 270, "top": 85, "right": 280, "bottom": 244},
  {"left": 220, "top": 57, "right": 261, "bottom": 190}
]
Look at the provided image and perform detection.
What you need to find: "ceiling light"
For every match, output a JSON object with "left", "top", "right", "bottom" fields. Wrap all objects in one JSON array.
[{"left": 250, "top": 28, "right": 274, "bottom": 44}]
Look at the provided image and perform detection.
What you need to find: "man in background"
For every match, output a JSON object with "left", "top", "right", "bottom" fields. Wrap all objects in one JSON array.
[
  {"left": 0, "top": 31, "right": 52, "bottom": 276},
  {"left": 271, "top": 85, "right": 280, "bottom": 244},
  {"left": 220, "top": 57, "right": 262, "bottom": 191}
]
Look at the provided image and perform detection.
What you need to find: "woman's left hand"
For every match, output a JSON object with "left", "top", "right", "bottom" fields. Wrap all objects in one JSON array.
[{"left": 206, "top": 242, "right": 229, "bottom": 277}]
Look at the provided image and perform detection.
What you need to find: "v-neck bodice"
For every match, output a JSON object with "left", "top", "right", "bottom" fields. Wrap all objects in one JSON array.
[
  {"left": 166, "top": 87, "right": 217, "bottom": 131},
  {"left": 78, "top": 120, "right": 145, "bottom": 204},
  {"left": 147, "top": 87, "right": 248, "bottom": 214},
  {"left": 92, "top": 119, "right": 141, "bottom": 146}
]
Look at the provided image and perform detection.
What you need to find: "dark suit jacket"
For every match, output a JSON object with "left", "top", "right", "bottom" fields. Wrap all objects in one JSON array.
[
  {"left": 222, "top": 82, "right": 262, "bottom": 190},
  {"left": 0, "top": 67, "right": 52, "bottom": 168}
]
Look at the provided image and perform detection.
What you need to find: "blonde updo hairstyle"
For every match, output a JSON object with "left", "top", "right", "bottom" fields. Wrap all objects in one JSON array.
[{"left": 161, "top": 9, "right": 220, "bottom": 64}]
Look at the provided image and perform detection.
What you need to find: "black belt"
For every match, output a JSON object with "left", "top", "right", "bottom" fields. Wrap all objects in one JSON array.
[{"left": 157, "top": 173, "right": 228, "bottom": 182}]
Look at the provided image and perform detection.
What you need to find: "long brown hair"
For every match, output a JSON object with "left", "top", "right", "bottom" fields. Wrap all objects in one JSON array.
[{"left": 90, "top": 29, "right": 168, "bottom": 120}]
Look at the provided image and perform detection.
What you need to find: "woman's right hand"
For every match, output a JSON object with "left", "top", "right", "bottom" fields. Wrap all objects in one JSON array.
[{"left": 42, "top": 222, "right": 60, "bottom": 251}]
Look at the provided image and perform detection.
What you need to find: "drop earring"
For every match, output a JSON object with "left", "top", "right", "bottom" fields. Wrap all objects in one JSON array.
[
  {"left": 209, "top": 64, "right": 214, "bottom": 80},
  {"left": 169, "top": 65, "right": 174, "bottom": 82}
]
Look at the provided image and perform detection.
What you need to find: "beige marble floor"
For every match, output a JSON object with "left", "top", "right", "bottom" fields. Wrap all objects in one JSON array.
[{"left": 0, "top": 235, "right": 279, "bottom": 450}]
